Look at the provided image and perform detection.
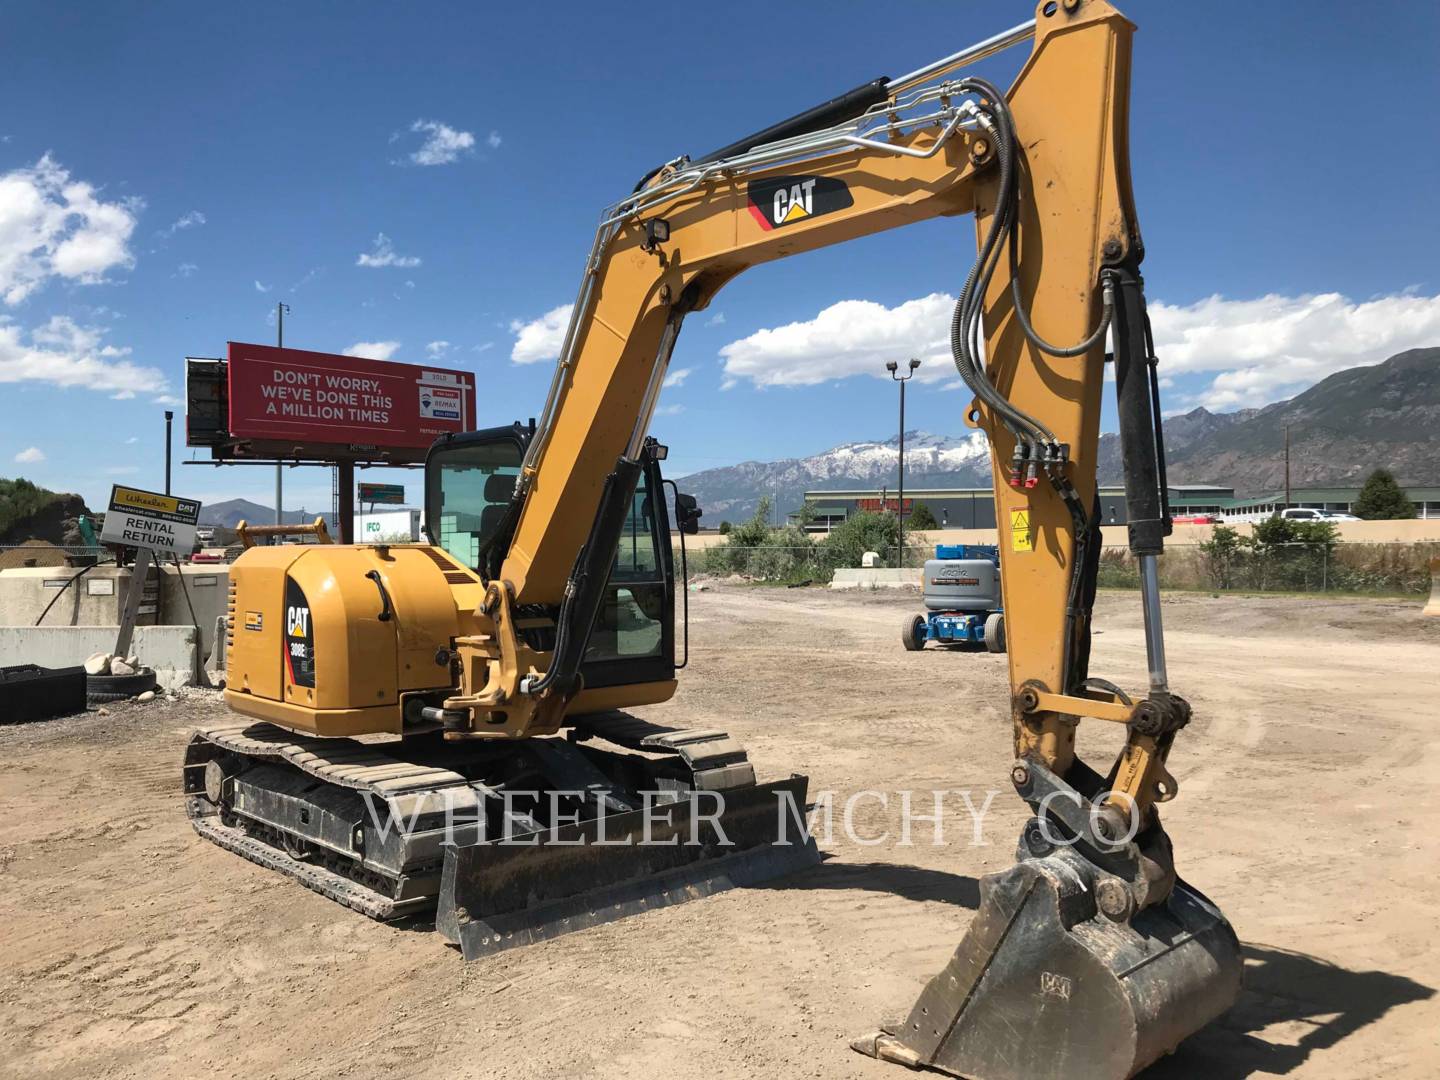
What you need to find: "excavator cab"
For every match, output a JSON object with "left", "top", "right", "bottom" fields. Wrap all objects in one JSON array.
[{"left": 424, "top": 422, "right": 685, "bottom": 694}]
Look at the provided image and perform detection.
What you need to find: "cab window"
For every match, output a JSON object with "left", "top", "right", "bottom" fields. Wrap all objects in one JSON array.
[
  {"left": 428, "top": 441, "right": 522, "bottom": 569},
  {"left": 585, "top": 475, "right": 665, "bottom": 664}
]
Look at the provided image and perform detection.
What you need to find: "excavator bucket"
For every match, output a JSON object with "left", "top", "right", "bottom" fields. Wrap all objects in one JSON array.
[{"left": 854, "top": 766, "right": 1243, "bottom": 1079}]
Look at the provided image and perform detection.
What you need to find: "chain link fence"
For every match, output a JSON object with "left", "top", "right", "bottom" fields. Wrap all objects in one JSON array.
[
  {"left": 691, "top": 539, "right": 1437, "bottom": 596},
  {"left": 0, "top": 544, "right": 109, "bottom": 571},
  {"left": 1098, "top": 541, "right": 1438, "bottom": 596}
]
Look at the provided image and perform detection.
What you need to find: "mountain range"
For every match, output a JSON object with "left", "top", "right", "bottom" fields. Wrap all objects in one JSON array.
[
  {"left": 678, "top": 347, "right": 1440, "bottom": 523},
  {"left": 198, "top": 499, "right": 333, "bottom": 529}
]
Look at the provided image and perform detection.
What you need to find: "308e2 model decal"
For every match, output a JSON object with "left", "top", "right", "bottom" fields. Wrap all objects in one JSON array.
[
  {"left": 283, "top": 577, "right": 316, "bottom": 688},
  {"left": 747, "top": 175, "right": 853, "bottom": 231}
]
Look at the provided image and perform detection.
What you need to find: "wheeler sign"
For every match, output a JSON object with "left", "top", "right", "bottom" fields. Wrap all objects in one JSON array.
[
  {"left": 226, "top": 342, "right": 477, "bottom": 451},
  {"left": 100, "top": 485, "right": 201, "bottom": 554}
]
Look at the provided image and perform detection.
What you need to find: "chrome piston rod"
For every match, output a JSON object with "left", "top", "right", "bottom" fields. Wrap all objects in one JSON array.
[{"left": 1138, "top": 554, "right": 1169, "bottom": 693}]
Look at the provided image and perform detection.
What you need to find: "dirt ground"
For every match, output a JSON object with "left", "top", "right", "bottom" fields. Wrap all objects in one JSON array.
[{"left": 3, "top": 585, "right": 1439, "bottom": 1079}]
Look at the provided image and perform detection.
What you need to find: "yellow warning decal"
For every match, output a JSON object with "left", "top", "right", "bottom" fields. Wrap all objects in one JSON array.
[
  {"left": 1009, "top": 508, "right": 1034, "bottom": 552},
  {"left": 244, "top": 611, "right": 264, "bottom": 632}
]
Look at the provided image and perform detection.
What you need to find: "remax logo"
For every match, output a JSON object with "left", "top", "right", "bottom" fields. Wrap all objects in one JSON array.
[{"left": 747, "top": 175, "right": 853, "bottom": 231}]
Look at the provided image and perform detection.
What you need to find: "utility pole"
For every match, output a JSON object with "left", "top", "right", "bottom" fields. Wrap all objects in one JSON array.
[
  {"left": 1283, "top": 424, "right": 1291, "bottom": 507},
  {"left": 163, "top": 410, "right": 173, "bottom": 495},
  {"left": 886, "top": 358, "right": 920, "bottom": 566},
  {"left": 275, "top": 302, "right": 290, "bottom": 525}
]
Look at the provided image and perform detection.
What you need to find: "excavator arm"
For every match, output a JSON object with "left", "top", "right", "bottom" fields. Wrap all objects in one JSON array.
[
  {"left": 439, "top": 4, "right": 1241, "bottom": 1075},
  {"left": 453, "top": 0, "right": 1175, "bottom": 816}
]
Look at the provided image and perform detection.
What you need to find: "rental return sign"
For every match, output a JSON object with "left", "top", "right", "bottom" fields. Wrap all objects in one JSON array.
[{"left": 101, "top": 485, "right": 202, "bottom": 553}]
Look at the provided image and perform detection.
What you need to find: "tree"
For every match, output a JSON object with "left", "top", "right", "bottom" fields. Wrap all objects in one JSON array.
[
  {"left": 907, "top": 501, "right": 939, "bottom": 530},
  {"left": 1197, "top": 523, "right": 1247, "bottom": 589},
  {"left": 717, "top": 520, "right": 732, "bottom": 535},
  {"left": 1352, "top": 469, "right": 1415, "bottom": 520},
  {"left": 817, "top": 510, "right": 900, "bottom": 569},
  {"left": 1250, "top": 515, "right": 1337, "bottom": 591}
]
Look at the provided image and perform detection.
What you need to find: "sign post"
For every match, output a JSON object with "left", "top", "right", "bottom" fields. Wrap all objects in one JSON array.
[{"left": 100, "top": 485, "right": 202, "bottom": 659}]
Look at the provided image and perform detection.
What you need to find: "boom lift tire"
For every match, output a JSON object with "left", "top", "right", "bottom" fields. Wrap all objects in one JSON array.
[
  {"left": 983, "top": 612, "right": 1006, "bottom": 654},
  {"left": 902, "top": 613, "right": 927, "bottom": 651}
]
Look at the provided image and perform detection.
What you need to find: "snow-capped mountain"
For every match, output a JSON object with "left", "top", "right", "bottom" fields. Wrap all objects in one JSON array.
[{"left": 676, "top": 430, "right": 991, "bottom": 525}]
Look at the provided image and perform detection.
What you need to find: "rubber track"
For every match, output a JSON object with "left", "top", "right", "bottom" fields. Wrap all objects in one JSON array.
[{"left": 190, "top": 814, "right": 430, "bottom": 919}]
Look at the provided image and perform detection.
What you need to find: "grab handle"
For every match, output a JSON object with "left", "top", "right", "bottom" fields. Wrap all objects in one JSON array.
[{"left": 364, "top": 570, "right": 394, "bottom": 622}]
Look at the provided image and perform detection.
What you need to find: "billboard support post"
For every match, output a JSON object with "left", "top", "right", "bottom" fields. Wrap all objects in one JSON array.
[{"left": 338, "top": 461, "right": 355, "bottom": 544}]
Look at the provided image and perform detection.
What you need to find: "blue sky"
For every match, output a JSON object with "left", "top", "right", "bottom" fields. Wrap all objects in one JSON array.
[{"left": 3, "top": 0, "right": 1438, "bottom": 515}]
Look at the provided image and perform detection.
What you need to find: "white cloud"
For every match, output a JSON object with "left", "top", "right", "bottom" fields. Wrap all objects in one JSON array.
[
  {"left": 0, "top": 316, "right": 167, "bottom": 396},
  {"left": 176, "top": 262, "right": 198, "bottom": 278},
  {"left": 111, "top": 390, "right": 135, "bottom": 400},
  {"left": 705, "top": 311, "right": 726, "bottom": 327},
  {"left": 486, "top": 131, "right": 502, "bottom": 150},
  {"left": 157, "top": 210, "right": 205, "bottom": 239},
  {"left": 0, "top": 154, "right": 141, "bottom": 305},
  {"left": 356, "top": 233, "right": 421, "bottom": 269},
  {"left": 343, "top": 340, "right": 401, "bottom": 361},
  {"left": 290, "top": 266, "right": 323, "bottom": 291},
  {"left": 509, "top": 304, "right": 572, "bottom": 364},
  {"left": 473, "top": 341, "right": 495, "bottom": 354},
  {"left": 716, "top": 286, "right": 1440, "bottom": 410},
  {"left": 401, "top": 119, "right": 476, "bottom": 166},
  {"left": 152, "top": 394, "right": 181, "bottom": 405},
  {"left": 1150, "top": 290, "right": 1440, "bottom": 409},
  {"left": 663, "top": 366, "right": 692, "bottom": 388},
  {"left": 425, "top": 340, "right": 450, "bottom": 358},
  {"left": 254, "top": 279, "right": 270, "bottom": 293},
  {"left": 14, "top": 446, "right": 44, "bottom": 463},
  {"left": 719, "top": 293, "right": 956, "bottom": 388},
  {"left": 653, "top": 404, "right": 685, "bottom": 417},
  {"left": 125, "top": 436, "right": 139, "bottom": 444}
]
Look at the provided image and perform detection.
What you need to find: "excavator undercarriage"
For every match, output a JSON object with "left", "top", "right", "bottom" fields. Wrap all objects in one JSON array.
[{"left": 184, "top": 713, "right": 816, "bottom": 955}]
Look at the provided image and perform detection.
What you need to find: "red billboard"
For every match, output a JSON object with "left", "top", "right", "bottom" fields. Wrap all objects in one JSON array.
[{"left": 226, "top": 342, "right": 476, "bottom": 451}]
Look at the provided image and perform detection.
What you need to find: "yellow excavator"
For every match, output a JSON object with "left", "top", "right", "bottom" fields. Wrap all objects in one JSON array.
[{"left": 183, "top": 3, "right": 1242, "bottom": 1075}]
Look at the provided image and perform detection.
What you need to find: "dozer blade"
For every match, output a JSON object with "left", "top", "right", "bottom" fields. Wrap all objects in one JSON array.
[
  {"left": 436, "top": 774, "right": 818, "bottom": 959},
  {"left": 853, "top": 842, "right": 1242, "bottom": 1080}
]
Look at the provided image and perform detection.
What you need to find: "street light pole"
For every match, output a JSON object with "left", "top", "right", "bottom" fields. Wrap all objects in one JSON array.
[
  {"left": 1283, "top": 424, "right": 1291, "bottom": 507},
  {"left": 163, "top": 410, "right": 173, "bottom": 495},
  {"left": 275, "top": 302, "right": 290, "bottom": 525},
  {"left": 886, "top": 358, "right": 921, "bottom": 566}
]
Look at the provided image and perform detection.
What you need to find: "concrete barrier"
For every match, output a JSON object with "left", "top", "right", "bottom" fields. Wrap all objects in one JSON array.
[
  {"left": 0, "top": 626, "right": 200, "bottom": 690},
  {"left": 830, "top": 568, "right": 923, "bottom": 590},
  {"left": 0, "top": 563, "right": 227, "bottom": 663},
  {"left": 1426, "top": 558, "right": 1440, "bottom": 618}
]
